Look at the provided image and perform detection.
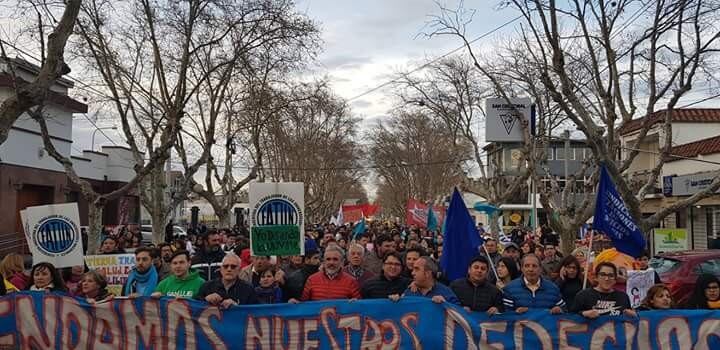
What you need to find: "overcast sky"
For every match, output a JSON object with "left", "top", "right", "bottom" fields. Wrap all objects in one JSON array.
[{"left": 71, "top": 0, "right": 519, "bottom": 151}]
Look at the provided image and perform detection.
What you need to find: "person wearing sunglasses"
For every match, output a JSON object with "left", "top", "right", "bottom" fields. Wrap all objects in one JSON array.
[{"left": 195, "top": 254, "right": 258, "bottom": 308}]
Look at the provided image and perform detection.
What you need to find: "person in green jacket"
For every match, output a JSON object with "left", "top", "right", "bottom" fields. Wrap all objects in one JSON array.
[{"left": 152, "top": 250, "right": 205, "bottom": 299}]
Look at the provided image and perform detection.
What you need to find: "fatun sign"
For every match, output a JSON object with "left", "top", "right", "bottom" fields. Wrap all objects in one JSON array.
[
  {"left": 20, "top": 203, "right": 84, "bottom": 268},
  {"left": 249, "top": 182, "right": 305, "bottom": 256}
]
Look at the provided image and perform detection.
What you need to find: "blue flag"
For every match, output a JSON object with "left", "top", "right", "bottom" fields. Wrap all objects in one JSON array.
[
  {"left": 427, "top": 204, "right": 439, "bottom": 232},
  {"left": 352, "top": 218, "right": 366, "bottom": 240},
  {"left": 593, "top": 164, "right": 647, "bottom": 257},
  {"left": 440, "top": 188, "right": 483, "bottom": 281}
]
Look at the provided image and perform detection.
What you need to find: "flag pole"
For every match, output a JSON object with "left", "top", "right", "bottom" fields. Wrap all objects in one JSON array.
[
  {"left": 582, "top": 229, "right": 595, "bottom": 289},
  {"left": 482, "top": 244, "right": 498, "bottom": 281}
]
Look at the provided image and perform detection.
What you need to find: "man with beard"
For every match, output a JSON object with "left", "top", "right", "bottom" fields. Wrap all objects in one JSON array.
[
  {"left": 293, "top": 246, "right": 361, "bottom": 302},
  {"left": 122, "top": 247, "right": 159, "bottom": 297},
  {"left": 283, "top": 248, "right": 321, "bottom": 301},
  {"left": 191, "top": 230, "right": 226, "bottom": 280},
  {"left": 150, "top": 247, "right": 171, "bottom": 280},
  {"left": 158, "top": 243, "right": 173, "bottom": 263},
  {"left": 363, "top": 234, "right": 396, "bottom": 275}
]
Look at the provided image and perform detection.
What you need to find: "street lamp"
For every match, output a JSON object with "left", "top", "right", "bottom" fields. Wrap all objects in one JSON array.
[{"left": 91, "top": 126, "right": 118, "bottom": 151}]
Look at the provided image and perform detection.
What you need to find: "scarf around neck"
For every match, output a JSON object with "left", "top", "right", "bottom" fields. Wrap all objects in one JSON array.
[{"left": 124, "top": 265, "right": 158, "bottom": 296}]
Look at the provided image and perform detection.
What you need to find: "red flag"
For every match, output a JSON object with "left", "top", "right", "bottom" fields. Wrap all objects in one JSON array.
[
  {"left": 341, "top": 204, "right": 381, "bottom": 224},
  {"left": 406, "top": 199, "right": 445, "bottom": 228}
]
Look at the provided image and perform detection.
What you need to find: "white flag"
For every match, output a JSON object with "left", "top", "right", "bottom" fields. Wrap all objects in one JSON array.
[{"left": 336, "top": 205, "right": 344, "bottom": 225}]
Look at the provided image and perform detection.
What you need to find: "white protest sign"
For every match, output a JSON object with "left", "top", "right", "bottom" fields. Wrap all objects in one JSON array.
[
  {"left": 21, "top": 203, "right": 84, "bottom": 268},
  {"left": 249, "top": 182, "right": 305, "bottom": 256},
  {"left": 627, "top": 269, "right": 656, "bottom": 308}
]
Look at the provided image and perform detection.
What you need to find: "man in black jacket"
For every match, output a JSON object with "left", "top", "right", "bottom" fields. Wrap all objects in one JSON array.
[
  {"left": 282, "top": 249, "right": 321, "bottom": 301},
  {"left": 450, "top": 255, "right": 504, "bottom": 314},
  {"left": 191, "top": 230, "right": 226, "bottom": 280},
  {"left": 196, "top": 254, "right": 258, "bottom": 307},
  {"left": 362, "top": 252, "right": 411, "bottom": 299}
]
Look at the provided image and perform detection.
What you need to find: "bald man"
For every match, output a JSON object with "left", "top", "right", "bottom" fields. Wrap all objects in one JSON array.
[{"left": 196, "top": 254, "right": 258, "bottom": 308}]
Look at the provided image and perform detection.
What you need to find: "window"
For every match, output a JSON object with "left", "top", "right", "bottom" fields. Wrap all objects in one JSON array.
[
  {"left": 555, "top": 147, "right": 564, "bottom": 160},
  {"left": 546, "top": 147, "right": 554, "bottom": 160},
  {"left": 694, "top": 259, "right": 720, "bottom": 275},
  {"left": 649, "top": 257, "right": 682, "bottom": 274}
]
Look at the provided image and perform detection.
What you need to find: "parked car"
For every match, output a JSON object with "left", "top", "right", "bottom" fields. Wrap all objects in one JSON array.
[
  {"left": 140, "top": 225, "right": 187, "bottom": 245},
  {"left": 649, "top": 250, "right": 720, "bottom": 306}
]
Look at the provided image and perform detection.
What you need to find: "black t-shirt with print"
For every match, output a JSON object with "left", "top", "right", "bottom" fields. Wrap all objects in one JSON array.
[{"left": 570, "top": 288, "right": 631, "bottom": 316}]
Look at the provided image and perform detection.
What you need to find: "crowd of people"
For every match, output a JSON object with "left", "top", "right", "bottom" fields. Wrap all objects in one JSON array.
[{"left": 1, "top": 220, "right": 719, "bottom": 317}]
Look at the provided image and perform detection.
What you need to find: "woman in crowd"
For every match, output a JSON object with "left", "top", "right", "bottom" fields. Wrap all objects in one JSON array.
[
  {"left": 495, "top": 257, "right": 520, "bottom": 289},
  {"left": 255, "top": 268, "right": 283, "bottom": 304},
  {"left": 28, "top": 262, "right": 67, "bottom": 293},
  {"left": 520, "top": 241, "right": 535, "bottom": 257},
  {"left": 685, "top": 274, "right": 720, "bottom": 309},
  {"left": 77, "top": 270, "right": 112, "bottom": 303},
  {"left": 0, "top": 253, "right": 27, "bottom": 290},
  {"left": 555, "top": 255, "right": 584, "bottom": 309},
  {"left": 637, "top": 284, "right": 673, "bottom": 310},
  {"left": 62, "top": 265, "right": 86, "bottom": 295}
]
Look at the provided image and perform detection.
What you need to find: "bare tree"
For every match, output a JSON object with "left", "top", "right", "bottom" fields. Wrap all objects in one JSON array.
[
  {"left": 260, "top": 82, "right": 366, "bottom": 222},
  {"left": 369, "top": 110, "right": 472, "bottom": 219},
  {"left": 0, "top": 0, "right": 81, "bottom": 146},
  {"left": 427, "top": 0, "right": 720, "bottom": 252},
  {"left": 397, "top": 56, "right": 536, "bottom": 234}
]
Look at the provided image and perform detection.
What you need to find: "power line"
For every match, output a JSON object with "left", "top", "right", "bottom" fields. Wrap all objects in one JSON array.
[{"left": 346, "top": 15, "right": 523, "bottom": 102}]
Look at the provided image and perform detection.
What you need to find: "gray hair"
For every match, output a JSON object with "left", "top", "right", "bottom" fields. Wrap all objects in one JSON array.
[
  {"left": 521, "top": 253, "right": 541, "bottom": 266},
  {"left": 222, "top": 253, "right": 240, "bottom": 264},
  {"left": 418, "top": 256, "right": 438, "bottom": 279},
  {"left": 323, "top": 245, "right": 346, "bottom": 260},
  {"left": 347, "top": 243, "right": 365, "bottom": 254}
]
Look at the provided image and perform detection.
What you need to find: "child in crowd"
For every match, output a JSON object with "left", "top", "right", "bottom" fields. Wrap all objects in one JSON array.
[{"left": 255, "top": 268, "right": 283, "bottom": 304}]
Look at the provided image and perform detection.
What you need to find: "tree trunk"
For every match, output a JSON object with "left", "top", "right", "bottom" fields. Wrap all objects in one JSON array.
[
  {"left": 87, "top": 203, "right": 104, "bottom": 254},
  {"left": 217, "top": 211, "right": 231, "bottom": 228},
  {"left": 151, "top": 215, "right": 167, "bottom": 244},
  {"left": 488, "top": 211, "right": 501, "bottom": 239},
  {"left": 558, "top": 226, "right": 576, "bottom": 256}
]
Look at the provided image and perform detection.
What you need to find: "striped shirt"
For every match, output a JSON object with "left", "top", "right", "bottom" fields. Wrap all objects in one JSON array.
[{"left": 301, "top": 271, "right": 362, "bottom": 301}]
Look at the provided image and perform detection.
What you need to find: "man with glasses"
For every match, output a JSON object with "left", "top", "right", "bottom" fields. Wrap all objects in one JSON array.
[
  {"left": 292, "top": 246, "right": 361, "bottom": 302},
  {"left": 571, "top": 262, "right": 636, "bottom": 318},
  {"left": 361, "top": 252, "right": 411, "bottom": 299},
  {"left": 196, "top": 254, "right": 258, "bottom": 307}
]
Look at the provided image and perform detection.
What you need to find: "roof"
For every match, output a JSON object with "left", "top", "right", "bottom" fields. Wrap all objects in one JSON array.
[
  {"left": 619, "top": 109, "right": 720, "bottom": 135},
  {"left": 666, "top": 134, "right": 720, "bottom": 161},
  {"left": 0, "top": 73, "right": 88, "bottom": 113}
]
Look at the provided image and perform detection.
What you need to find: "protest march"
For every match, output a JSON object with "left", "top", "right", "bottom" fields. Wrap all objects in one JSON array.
[
  {"left": 0, "top": 175, "right": 719, "bottom": 349},
  {"left": 3, "top": 1, "right": 720, "bottom": 348}
]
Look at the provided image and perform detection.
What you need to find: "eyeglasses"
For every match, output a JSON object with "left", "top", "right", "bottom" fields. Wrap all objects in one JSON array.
[
  {"left": 597, "top": 272, "right": 617, "bottom": 279},
  {"left": 384, "top": 262, "right": 402, "bottom": 267},
  {"left": 221, "top": 264, "right": 238, "bottom": 270}
]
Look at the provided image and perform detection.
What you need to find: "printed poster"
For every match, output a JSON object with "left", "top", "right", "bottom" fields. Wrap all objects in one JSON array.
[
  {"left": 21, "top": 203, "right": 84, "bottom": 268},
  {"left": 249, "top": 182, "right": 304, "bottom": 256}
]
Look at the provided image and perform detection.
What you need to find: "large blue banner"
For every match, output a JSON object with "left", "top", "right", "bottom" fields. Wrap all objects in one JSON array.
[{"left": 1, "top": 292, "right": 719, "bottom": 349}]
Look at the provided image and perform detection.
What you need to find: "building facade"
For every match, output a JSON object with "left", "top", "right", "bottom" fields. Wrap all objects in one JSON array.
[
  {"left": 0, "top": 58, "right": 139, "bottom": 255},
  {"left": 619, "top": 109, "right": 720, "bottom": 252}
]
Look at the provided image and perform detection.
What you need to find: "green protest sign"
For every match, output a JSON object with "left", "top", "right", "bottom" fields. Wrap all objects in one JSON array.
[{"left": 251, "top": 225, "right": 301, "bottom": 256}]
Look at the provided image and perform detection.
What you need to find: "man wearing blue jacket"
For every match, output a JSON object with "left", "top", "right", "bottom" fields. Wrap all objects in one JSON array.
[{"left": 502, "top": 254, "right": 565, "bottom": 314}]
